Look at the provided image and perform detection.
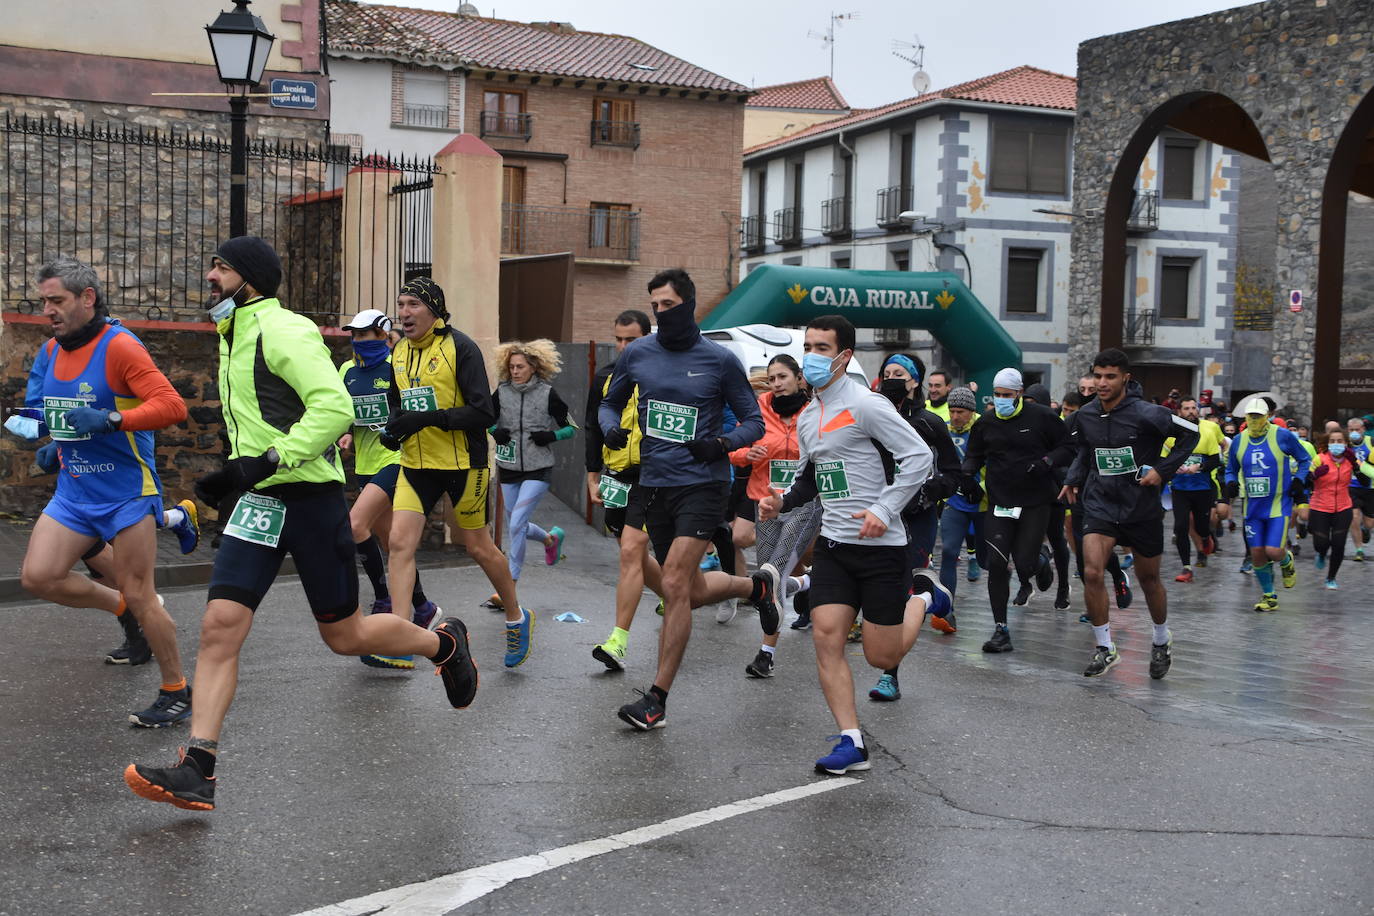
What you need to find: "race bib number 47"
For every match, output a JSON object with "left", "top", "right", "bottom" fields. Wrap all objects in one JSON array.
[
  {"left": 815, "top": 460, "right": 850, "bottom": 500},
  {"left": 1094, "top": 446, "right": 1137, "bottom": 476},
  {"left": 598, "top": 474, "right": 631, "bottom": 509},
  {"left": 400, "top": 386, "right": 437, "bottom": 413},
  {"left": 645, "top": 400, "right": 698, "bottom": 443},
  {"left": 44, "top": 396, "right": 94, "bottom": 442},
  {"left": 223, "top": 493, "right": 287, "bottom": 547}
]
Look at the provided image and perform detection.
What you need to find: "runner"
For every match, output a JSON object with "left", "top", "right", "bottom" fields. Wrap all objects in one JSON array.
[
  {"left": 1062, "top": 348, "right": 1199, "bottom": 678},
  {"left": 960, "top": 368, "right": 1070, "bottom": 654},
  {"left": 1309, "top": 429, "right": 1372, "bottom": 589},
  {"left": 598, "top": 268, "right": 768, "bottom": 730},
  {"left": 758, "top": 314, "right": 944, "bottom": 774},
  {"left": 379, "top": 277, "right": 532, "bottom": 668},
  {"left": 1347, "top": 419, "right": 1372, "bottom": 561},
  {"left": 491, "top": 338, "right": 574, "bottom": 596},
  {"left": 1021, "top": 382, "right": 1071, "bottom": 609},
  {"left": 585, "top": 310, "right": 651, "bottom": 671},
  {"left": 126, "top": 238, "right": 478, "bottom": 811},
  {"left": 925, "top": 369, "right": 953, "bottom": 422},
  {"left": 18, "top": 256, "right": 191, "bottom": 725},
  {"left": 936, "top": 386, "right": 986, "bottom": 610},
  {"left": 1168, "top": 397, "right": 1223, "bottom": 583},
  {"left": 336, "top": 309, "right": 441, "bottom": 671},
  {"left": 1224, "top": 396, "right": 1314, "bottom": 612}
]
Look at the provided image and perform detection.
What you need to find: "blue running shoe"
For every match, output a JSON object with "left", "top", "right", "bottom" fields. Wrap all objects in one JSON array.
[
  {"left": 815, "top": 735, "right": 870, "bottom": 775},
  {"left": 965, "top": 557, "right": 981, "bottom": 582},
  {"left": 1120, "top": 553, "right": 1135, "bottom": 570},
  {"left": 129, "top": 687, "right": 192, "bottom": 728},
  {"left": 505, "top": 607, "right": 534, "bottom": 668},
  {"left": 545, "top": 526, "right": 565, "bottom": 566},
  {"left": 1325, "top": 579, "right": 1339, "bottom": 590},
  {"left": 369, "top": 597, "right": 392, "bottom": 615},
  {"left": 1315, "top": 554, "right": 1327, "bottom": 571},
  {"left": 699, "top": 551, "right": 721, "bottom": 572},
  {"left": 869, "top": 674, "right": 900, "bottom": 701},
  {"left": 170, "top": 499, "right": 199, "bottom": 554},
  {"left": 412, "top": 601, "right": 440, "bottom": 630},
  {"left": 912, "top": 570, "right": 953, "bottom": 620},
  {"left": 1240, "top": 558, "right": 1253, "bottom": 574},
  {"left": 361, "top": 654, "right": 415, "bottom": 670}
]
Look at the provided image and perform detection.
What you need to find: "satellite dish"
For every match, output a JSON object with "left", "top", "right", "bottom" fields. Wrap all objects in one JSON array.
[
  {"left": 457, "top": 2, "right": 480, "bottom": 15},
  {"left": 912, "top": 70, "right": 931, "bottom": 94}
]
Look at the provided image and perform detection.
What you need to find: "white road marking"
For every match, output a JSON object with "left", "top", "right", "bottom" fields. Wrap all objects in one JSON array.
[{"left": 293, "top": 777, "right": 861, "bottom": 915}]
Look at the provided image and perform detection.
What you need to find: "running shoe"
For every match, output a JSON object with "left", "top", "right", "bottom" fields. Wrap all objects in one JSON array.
[
  {"left": 106, "top": 631, "right": 152, "bottom": 666},
  {"left": 982, "top": 625, "right": 1013, "bottom": 653},
  {"left": 1034, "top": 546, "right": 1054, "bottom": 592},
  {"left": 1281, "top": 557, "right": 1297, "bottom": 589},
  {"left": 1315, "top": 553, "right": 1327, "bottom": 571},
  {"left": 1114, "top": 573, "right": 1133, "bottom": 609},
  {"left": 715, "top": 599, "right": 738, "bottom": 624},
  {"left": 129, "top": 686, "right": 192, "bottom": 728},
  {"left": 369, "top": 596, "right": 392, "bottom": 615},
  {"left": 1012, "top": 581, "right": 1033, "bottom": 607},
  {"left": 847, "top": 620, "right": 862, "bottom": 642},
  {"left": 411, "top": 601, "right": 441, "bottom": 630},
  {"left": 504, "top": 608, "right": 534, "bottom": 668},
  {"left": 593, "top": 633, "right": 627, "bottom": 672},
  {"left": 545, "top": 526, "right": 565, "bottom": 566},
  {"left": 745, "top": 649, "right": 775, "bottom": 679},
  {"left": 361, "top": 654, "right": 415, "bottom": 670},
  {"left": 170, "top": 499, "right": 199, "bottom": 554},
  {"left": 966, "top": 557, "right": 981, "bottom": 582},
  {"left": 1175, "top": 568, "right": 1194, "bottom": 583},
  {"left": 433, "top": 617, "right": 478, "bottom": 708},
  {"left": 869, "top": 674, "right": 900, "bottom": 701},
  {"left": 618, "top": 689, "right": 666, "bottom": 730},
  {"left": 1239, "top": 558, "right": 1253, "bottom": 574},
  {"left": 481, "top": 593, "right": 504, "bottom": 610},
  {"left": 790, "top": 608, "right": 813, "bottom": 631},
  {"left": 752, "top": 563, "right": 783, "bottom": 636},
  {"left": 1053, "top": 584, "right": 1072, "bottom": 610},
  {"left": 930, "top": 611, "right": 957, "bottom": 634},
  {"left": 1084, "top": 645, "right": 1121, "bottom": 678},
  {"left": 1079, "top": 613, "right": 1091, "bottom": 624},
  {"left": 1356, "top": 549, "right": 1366, "bottom": 563},
  {"left": 1325, "top": 579, "right": 1339, "bottom": 590},
  {"left": 1120, "top": 553, "right": 1135, "bottom": 570},
  {"left": 1202, "top": 535, "right": 1216, "bottom": 556},
  {"left": 1253, "top": 593, "right": 1279, "bottom": 612},
  {"left": 1291, "top": 543, "right": 1302, "bottom": 557},
  {"left": 655, "top": 599, "right": 665, "bottom": 617},
  {"left": 1149, "top": 633, "right": 1173, "bottom": 680},
  {"left": 815, "top": 735, "right": 870, "bottom": 775},
  {"left": 912, "top": 570, "right": 953, "bottom": 618},
  {"left": 699, "top": 551, "right": 722, "bottom": 572},
  {"left": 124, "top": 749, "right": 215, "bottom": 811},
  {"left": 1196, "top": 552, "right": 1208, "bottom": 568}
]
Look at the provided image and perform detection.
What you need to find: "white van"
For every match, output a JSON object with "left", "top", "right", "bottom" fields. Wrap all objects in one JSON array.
[{"left": 699, "top": 324, "right": 871, "bottom": 386}]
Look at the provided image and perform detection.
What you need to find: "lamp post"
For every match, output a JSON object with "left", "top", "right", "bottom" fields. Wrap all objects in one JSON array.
[{"left": 206, "top": 0, "right": 275, "bottom": 239}]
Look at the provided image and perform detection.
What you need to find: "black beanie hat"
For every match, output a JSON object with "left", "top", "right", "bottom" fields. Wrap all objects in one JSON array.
[
  {"left": 400, "top": 276, "right": 448, "bottom": 320},
  {"left": 1024, "top": 383, "right": 1052, "bottom": 406},
  {"left": 215, "top": 236, "right": 282, "bottom": 298}
]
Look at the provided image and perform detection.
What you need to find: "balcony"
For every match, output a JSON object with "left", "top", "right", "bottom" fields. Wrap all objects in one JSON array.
[
  {"left": 821, "top": 196, "right": 852, "bottom": 237},
  {"left": 401, "top": 103, "right": 448, "bottom": 129},
  {"left": 480, "top": 110, "right": 532, "bottom": 141},
  {"left": 1127, "top": 189, "right": 1159, "bottom": 232},
  {"left": 876, "top": 185, "right": 912, "bottom": 229},
  {"left": 741, "top": 215, "right": 765, "bottom": 252},
  {"left": 773, "top": 207, "right": 800, "bottom": 246},
  {"left": 590, "top": 119, "right": 640, "bottom": 149},
  {"left": 501, "top": 204, "right": 640, "bottom": 262},
  {"left": 1123, "top": 307, "right": 1156, "bottom": 347}
]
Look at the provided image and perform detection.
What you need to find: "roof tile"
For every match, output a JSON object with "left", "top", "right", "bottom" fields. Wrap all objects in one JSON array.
[{"left": 748, "top": 77, "right": 849, "bottom": 111}]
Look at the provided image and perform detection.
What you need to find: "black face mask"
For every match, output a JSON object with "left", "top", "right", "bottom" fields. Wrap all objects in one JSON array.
[
  {"left": 654, "top": 298, "right": 699, "bottom": 351},
  {"left": 879, "top": 378, "right": 909, "bottom": 405},
  {"left": 772, "top": 391, "right": 808, "bottom": 417}
]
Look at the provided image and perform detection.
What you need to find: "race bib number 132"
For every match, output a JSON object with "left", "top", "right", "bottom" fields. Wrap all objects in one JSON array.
[{"left": 644, "top": 400, "right": 699, "bottom": 443}]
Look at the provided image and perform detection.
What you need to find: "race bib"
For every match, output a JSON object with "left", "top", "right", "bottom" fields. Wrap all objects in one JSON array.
[
  {"left": 769, "top": 459, "right": 799, "bottom": 489},
  {"left": 815, "top": 460, "right": 850, "bottom": 500},
  {"left": 351, "top": 392, "right": 390, "bottom": 428},
  {"left": 43, "top": 395, "right": 94, "bottom": 442},
  {"left": 1244, "top": 477, "right": 1272, "bottom": 499},
  {"left": 1094, "top": 446, "right": 1138, "bottom": 476},
  {"left": 644, "top": 400, "right": 699, "bottom": 442},
  {"left": 400, "top": 386, "right": 437, "bottom": 413},
  {"left": 495, "top": 440, "right": 517, "bottom": 464},
  {"left": 993, "top": 505, "right": 1023, "bottom": 519},
  {"left": 598, "top": 474, "right": 631, "bottom": 509},
  {"left": 1181, "top": 455, "right": 1203, "bottom": 471},
  {"left": 223, "top": 492, "right": 287, "bottom": 547}
]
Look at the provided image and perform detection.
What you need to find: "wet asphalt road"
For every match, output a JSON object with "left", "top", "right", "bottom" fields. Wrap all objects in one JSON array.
[{"left": 1, "top": 499, "right": 1371, "bottom": 915}]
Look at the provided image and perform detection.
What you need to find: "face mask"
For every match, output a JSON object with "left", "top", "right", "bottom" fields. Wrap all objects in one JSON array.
[
  {"left": 1352, "top": 431, "right": 1364, "bottom": 444},
  {"left": 352, "top": 339, "right": 390, "bottom": 367},
  {"left": 802, "top": 352, "right": 843, "bottom": 388},
  {"left": 879, "top": 378, "right": 909, "bottom": 405},
  {"left": 993, "top": 396, "right": 1017, "bottom": 418},
  {"left": 1245, "top": 416, "right": 1268, "bottom": 435},
  {"left": 771, "top": 391, "right": 808, "bottom": 416},
  {"left": 654, "top": 298, "right": 700, "bottom": 351},
  {"left": 208, "top": 280, "right": 247, "bottom": 323},
  {"left": 1329, "top": 443, "right": 1347, "bottom": 457}
]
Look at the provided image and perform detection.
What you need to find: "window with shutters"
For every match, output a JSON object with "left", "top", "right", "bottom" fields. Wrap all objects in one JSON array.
[
  {"left": 1159, "top": 256, "right": 1198, "bottom": 319},
  {"left": 1005, "top": 247, "right": 1044, "bottom": 313},
  {"left": 989, "top": 120, "right": 1069, "bottom": 196},
  {"left": 401, "top": 73, "right": 449, "bottom": 128},
  {"left": 1162, "top": 138, "right": 1200, "bottom": 200},
  {"left": 592, "top": 98, "right": 639, "bottom": 147}
]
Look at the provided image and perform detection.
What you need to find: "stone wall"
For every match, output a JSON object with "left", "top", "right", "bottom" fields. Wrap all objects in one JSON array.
[{"left": 1069, "top": 0, "right": 1374, "bottom": 419}]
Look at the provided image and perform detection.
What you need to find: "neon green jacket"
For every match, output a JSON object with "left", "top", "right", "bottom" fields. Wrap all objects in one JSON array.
[{"left": 217, "top": 297, "right": 351, "bottom": 486}]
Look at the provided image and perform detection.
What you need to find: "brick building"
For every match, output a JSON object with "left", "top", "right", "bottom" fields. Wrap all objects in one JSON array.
[{"left": 325, "top": 0, "right": 750, "bottom": 342}]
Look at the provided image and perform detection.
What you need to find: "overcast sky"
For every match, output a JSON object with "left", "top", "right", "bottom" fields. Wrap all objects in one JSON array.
[{"left": 394, "top": 0, "right": 1247, "bottom": 107}]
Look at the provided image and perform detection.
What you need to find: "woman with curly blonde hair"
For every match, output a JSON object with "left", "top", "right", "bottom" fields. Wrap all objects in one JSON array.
[{"left": 486, "top": 339, "right": 576, "bottom": 607}]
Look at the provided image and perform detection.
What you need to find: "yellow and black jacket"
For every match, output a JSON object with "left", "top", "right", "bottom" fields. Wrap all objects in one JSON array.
[
  {"left": 584, "top": 358, "right": 641, "bottom": 475},
  {"left": 388, "top": 320, "right": 494, "bottom": 470}
]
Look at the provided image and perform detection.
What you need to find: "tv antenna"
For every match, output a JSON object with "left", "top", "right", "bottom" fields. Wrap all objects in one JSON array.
[
  {"left": 808, "top": 11, "right": 859, "bottom": 80},
  {"left": 893, "top": 35, "right": 931, "bottom": 94}
]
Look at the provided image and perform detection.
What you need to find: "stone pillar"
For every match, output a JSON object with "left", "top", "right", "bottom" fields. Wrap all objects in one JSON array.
[
  {"left": 431, "top": 133, "right": 502, "bottom": 357},
  {"left": 341, "top": 156, "right": 402, "bottom": 319},
  {"left": 1271, "top": 164, "right": 1322, "bottom": 419}
]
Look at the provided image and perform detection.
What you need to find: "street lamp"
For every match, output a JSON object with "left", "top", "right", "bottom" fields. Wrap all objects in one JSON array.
[{"left": 206, "top": 0, "right": 275, "bottom": 238}]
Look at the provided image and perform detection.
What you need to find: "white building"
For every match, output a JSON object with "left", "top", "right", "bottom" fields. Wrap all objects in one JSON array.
[{"left": 740, "top": 65, "right": 1238, "bottom": 400}]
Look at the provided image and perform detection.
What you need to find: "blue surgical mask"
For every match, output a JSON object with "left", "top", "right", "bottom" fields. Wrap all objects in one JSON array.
[
  {"left": 1329, "top": 443, "right": 1346, "bottom": 457},
  {"left": 993, "top": 396, "right": 1017, "bottom": 417},
  {"left": 1352, "top": 431, "right": 1364, "bottom": 444},
  {"left": 352, "top": 339, "right": 390, "bottom": 367},
  {"left": 802, "top": 352, "right": 842, "bottom": 388},
  {"left": 208, "top": 281, "right": 246, "bottom": 323}
]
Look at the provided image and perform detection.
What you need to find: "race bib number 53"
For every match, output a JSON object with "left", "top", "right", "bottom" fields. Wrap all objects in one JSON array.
[
  {"left": 645, "top": 400, "right": 698, "bottom": 443},
  {"left": 223, "top": 493, "right": 287, "bottom": 547},
  {"left": 1094, "top": 446, "right": 1137, "bottom": 476}
]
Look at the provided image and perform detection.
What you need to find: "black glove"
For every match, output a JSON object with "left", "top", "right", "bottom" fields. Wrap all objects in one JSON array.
[
  {"left": 35, "top": 441, "right": 59, "bottom": 474},
  {"left": 195, "top": 468, "right": 234, "bottom": 507},
  {"left": 685, "top": 436, "right": 726, "bottom": 463},
  {"left": 379, "top": 431, "right": 402, "bottom": 451},
  {"left": 385, "top": 410, "right": 439, "bottom": 442},
  {"left": 959, "top": 477, "right": 985, "bottom": 505},
  {"left": 528, "top": 430, "right": 557, "bottom": 447},
  {"left": 491, "top": 427, "right": 512, "bottom": 445},
  {"left": 1224, "top": 480, "right": 1240, "bottom": 501},
  {"left": 916, "top": 478, "right": 943, "bottom": 510},
  {"left": 603, "top": 427, "right": 630, "bottom": 451},
  {"left": 224, "top": 452, "right": 280, "bottom": 491},
  {"left": 1287, "top": 478, "right": 1307, "bottom": 501}
]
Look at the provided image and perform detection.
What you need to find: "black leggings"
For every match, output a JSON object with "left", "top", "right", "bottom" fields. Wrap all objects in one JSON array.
[
  {"left": 984, "top": 505, "right": 1053, "bottom": 625},
  {"left": 1309, "top": 508, "right": 1352, "bottom": 580},
  {"left": 1173, "top": 488, "right": 1214, "bottom": 566},
  {"left": 1043, "top": 506, "right": 1070, "bottom": 590}
]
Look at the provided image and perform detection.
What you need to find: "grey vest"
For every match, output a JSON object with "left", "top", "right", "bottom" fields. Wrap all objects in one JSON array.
[{"left": 496, "top": 379, "right": 556, "bottom": 472}]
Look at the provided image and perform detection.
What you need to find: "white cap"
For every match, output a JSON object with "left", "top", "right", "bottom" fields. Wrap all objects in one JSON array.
[
  {"left": 343, "top": 309, "right": 393, "bottom": 332},
  {"left": 1239, "top": 396, "right": 1271, "bottom": 416},
  {"left": 993, "top": 367, "right": 1023, "bottom": 391}
]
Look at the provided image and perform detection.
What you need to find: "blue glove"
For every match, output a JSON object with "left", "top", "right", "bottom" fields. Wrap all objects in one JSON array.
[
  {"left": 65, "top": 407, "right": 117, "bottom": 436},
  {"left": 36, "top": 442, "right": 59, "bottom": 474}
]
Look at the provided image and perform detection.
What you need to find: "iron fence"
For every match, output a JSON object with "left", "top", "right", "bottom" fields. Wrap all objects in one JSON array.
[
  {"left": 773, "top": 207, "right": 800, "bottom": 245},
  {"left": 480, "top": 110, "right": 533, "bottom": 141},
  {"left": 876, "top": 185, "right": 912, "bottom": 228},
  {"left": 822, "top": 196, "right": 852, "bottom": 236},
  {"left": 1124, "top": 307, "right": 1156, "bottom": 346},
  {"left": 589, "top": 119, "right": 640, "bottom": 149},
  {"left": 1, "top": 114, "right": 439, "bottom": 324},
  {"left": 1127, "top": 189, "right": 1159, "bottom": 232}
]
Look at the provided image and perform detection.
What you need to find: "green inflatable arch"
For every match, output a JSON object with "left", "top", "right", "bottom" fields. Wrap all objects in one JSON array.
[{"left": 702, "top": 264, "right": 1022, "bottom": 402}]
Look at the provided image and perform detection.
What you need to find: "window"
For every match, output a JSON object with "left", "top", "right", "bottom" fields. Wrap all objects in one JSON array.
[
  {"left": 589, "top": 202, "right": 633, "bottom": 254},
  {"left": 1006, "top": 247, "right": 1044, "bottom": 313},
  {"left": 1162, "top": 139, "right": 1199, "bottom": 200},
  {"left": 788, "top": 161, "right": 804, "bottom": 209},
  {"left": 752, "top": 169, "right": 767, "bottom": 221},
  {"left": 482, "top": 89, "right": 528, "bottom": 138},
  {"left": 592, "top": 98, "right": 638, "bottom": 147},
  {"left": 402, "top": 73, "right": 448, "bottom": 128},
  {"left": 501, "top": 166, "right": 526, "bottom": 252},
  {"left": 1159, "top": 256, "right": 1197, "bottom": 319},
  {"left": 889, "top": 249, "right": 910, "bottom": 272},
  {"left": 832, "top": 253, "right": 851, "bottom": 270},
  {"left": 990, "top": 121, "right": 1069, "bottom": 195}
]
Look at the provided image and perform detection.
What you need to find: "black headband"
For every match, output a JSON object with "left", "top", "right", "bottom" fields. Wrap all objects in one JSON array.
[{"left": 400, "top": 277, "right": 447, "bottom": 319}]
